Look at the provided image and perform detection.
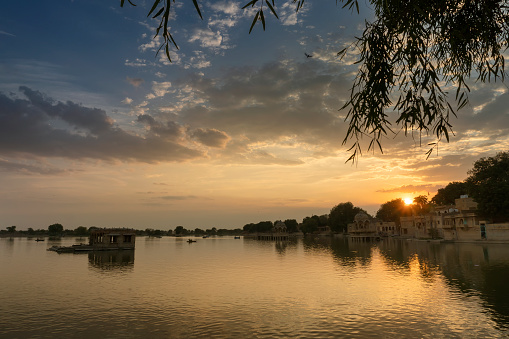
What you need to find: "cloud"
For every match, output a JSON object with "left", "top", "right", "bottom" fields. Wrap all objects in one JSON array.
[
  {"left": 0, "top": 31, "right": 15, "bottom": 37},
  {"left": 173, "top": 60, "right": 351, "bottom": 151},
  {"left": 185, "top": 51, "right": 211, "bottom": 69},
  {"left": 0, "top": 158, "right": 70, "bottom": 175},
  {"left": 160, "top": 195, "right": 199, "bottom": 200},
  {"left": 126, "top": 77, "right": 144, "bottom": 87},
  {"left": 279, "top": 1, "right": 310, "bottom": 26},
  {"left": 191, "top": 128, "right": 230, "bottom": 148},
  {"left": 248, "top": 150, "right": 304, "bottom": 165},
  {"left": 188, "top": 28, "right": 224, "bottom": 48},
  {"left": 137, "top": 114, "right": 184, "bottom": 141},
  {"left": 124, "top": 58, "right": 147, "bottom": 67},
  {"left": 122, "top": 97, "right": 133, "bottom": 105},
  {"left": 19, "top": 86, "right": 114, "bottom": 134},
  {"left": 376, "top": 184, "right": 442, "bottom": 193},
  {"left": 146, "top": 81, "right": 172, "bottom": 99},
  {"left": 209, "top": 1, "right": 240, "bottom": 16},
  {"left": 139, "top": 34, "right": 162, "bottom": 52},
  {"left": 0, "top": 87, "right": 204, "bottom": 164}
]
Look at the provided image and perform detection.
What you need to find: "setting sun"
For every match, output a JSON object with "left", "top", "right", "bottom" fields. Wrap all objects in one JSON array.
[{"left": 404, "top": 198, "right": 413, "bottom": 205}]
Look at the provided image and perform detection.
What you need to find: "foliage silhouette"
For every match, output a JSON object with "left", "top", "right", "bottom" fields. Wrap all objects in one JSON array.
[{"left": 122, "top": 0, "right": 509, "bottom": 161}]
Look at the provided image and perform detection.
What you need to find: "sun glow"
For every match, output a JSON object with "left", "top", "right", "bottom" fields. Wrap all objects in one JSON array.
[{"left": 403, "top": 197, "right": 413, "bottom": 205}]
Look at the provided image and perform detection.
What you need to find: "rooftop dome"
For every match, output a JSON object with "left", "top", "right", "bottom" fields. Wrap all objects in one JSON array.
[
  {"left": 273, "top": 221, "right": 287, "bottom": 233},
  {"left": 354, "top": 212, "right": 370, "bottom": 221}
]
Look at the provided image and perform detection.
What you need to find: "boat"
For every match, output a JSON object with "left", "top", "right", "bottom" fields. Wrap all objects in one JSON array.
[
  {"left": 35, "top": 238, "right": 44, "bottom": 242},
  {"left": 234, "top": 236, "right": 241, "bottom": 239},
  {"left": 187, "top": 239, "right": 196, "bottom": 243}
]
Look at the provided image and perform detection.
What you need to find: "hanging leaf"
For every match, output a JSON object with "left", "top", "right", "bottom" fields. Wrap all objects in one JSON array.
[
  {"left": 249, "top": 11, "right": 260, "bottom": 34},
  {"left": 192, "top": 0, "right": 203, "bottom": 20},
  {"left": 147, "top": 0, "right": 161, "bottom": 17},
  {"left": 265, "top": 1, "right": 279, "bottom": 19}
]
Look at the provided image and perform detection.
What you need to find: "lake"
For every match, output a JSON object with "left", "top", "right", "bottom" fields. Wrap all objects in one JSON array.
[{"left": 1, "top": 235, "right": 509, "bottom": 338}]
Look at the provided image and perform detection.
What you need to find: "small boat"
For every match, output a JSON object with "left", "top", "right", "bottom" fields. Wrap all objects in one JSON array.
[
  {"left": 202, "top": 235, "right": 209, "bottom": 238},
  {"left": 35, "top": 238, "right": 44, "bottom": 242},
  {"left": 234, "top": 236, "right": 241, "bottom": 239},
  {"left": 187, "top": 239, "right": 196, "bottom": 243}
]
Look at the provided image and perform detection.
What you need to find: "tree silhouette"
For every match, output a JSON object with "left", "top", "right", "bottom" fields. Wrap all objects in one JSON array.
[{"left": 122, "top": 0, "right": 509, "bottom": 161}]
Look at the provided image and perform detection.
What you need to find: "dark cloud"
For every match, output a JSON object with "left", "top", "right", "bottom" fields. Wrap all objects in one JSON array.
[
  {"left": 20, "top": 86, "right": 113, "bottom": 134},
  {"left": 0, "top": 87, "right": 203, "bottom": 163},
  {"left": 191, "top": 128, "right": 230, "bottom": 148},
  {"left": 134, "top": 61, "right": 353, "bottom": 163},
  {"left": 175, "top": 61, "right": 351, "bottom": 149},
  {"left": 137, "top": 114, "right": 184, "bottom": 141}
]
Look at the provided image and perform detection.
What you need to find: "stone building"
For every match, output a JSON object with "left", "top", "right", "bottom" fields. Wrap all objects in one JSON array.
[
  {"left": 347, "top": 212, "right": 397, "bottom": 239},
  {"left": 400, "top": 195, "right": 482, "bottom": 240},
  {"left": 88, "top": 228, "right": 136, "bottom": 250},
  {"left": 254, "top": 221, "right": 289, "bottom": 241}
]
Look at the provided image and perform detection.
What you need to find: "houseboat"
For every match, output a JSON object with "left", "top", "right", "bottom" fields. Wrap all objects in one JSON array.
[{"left": 48, "top": 228, "right": 136, "bottom": 253}]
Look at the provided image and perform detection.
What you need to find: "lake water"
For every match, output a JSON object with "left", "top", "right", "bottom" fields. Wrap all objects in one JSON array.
[{"left": 2, "top": 236, "right": 509, "bottom": 338}]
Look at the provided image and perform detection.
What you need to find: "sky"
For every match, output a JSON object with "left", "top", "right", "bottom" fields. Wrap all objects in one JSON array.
[{"left": 1, "top": 1, "right": 508, "bottom": 231}]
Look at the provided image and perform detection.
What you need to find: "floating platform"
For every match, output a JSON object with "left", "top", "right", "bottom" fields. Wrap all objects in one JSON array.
[{"left": 48, "top": 244, "right": 135, "bottom": 253}]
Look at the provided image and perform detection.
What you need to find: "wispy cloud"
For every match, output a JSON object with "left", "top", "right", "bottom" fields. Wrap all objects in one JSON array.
[
  {"left": 126, "top": 77, "right": 144, "bottom": 87},
  {"left": 0, "top": 30, "right": 15, "bottom": 37},
  {"left": 376, "top": 184, "right": 442, "bottom": 194},
  {"left": 160, "top": 195, "right": 199, "bottom": 200},
  {"left": 125, "top": 58, "right": 148, "bottom": 67},
  {"left": 0, "top": 158, "right": 71, "bottom": 175}
]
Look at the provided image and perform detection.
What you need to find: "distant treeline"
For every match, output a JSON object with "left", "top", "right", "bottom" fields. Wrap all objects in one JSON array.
[
  {"left": 0, "top": 223, "right": 243, "bottom": 237},
  {"left": 242, "top": 202, "right": 366, "bottom": 235}
]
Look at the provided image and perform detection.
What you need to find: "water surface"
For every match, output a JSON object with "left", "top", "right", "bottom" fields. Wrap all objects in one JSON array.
[{"left": 1, "top": 236, "right": 509, "bottom": 338}]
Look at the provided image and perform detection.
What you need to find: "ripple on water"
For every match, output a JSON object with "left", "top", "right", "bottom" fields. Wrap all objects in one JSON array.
[{"left": 2, "top": 237, "right": 509, "bottom": 338}]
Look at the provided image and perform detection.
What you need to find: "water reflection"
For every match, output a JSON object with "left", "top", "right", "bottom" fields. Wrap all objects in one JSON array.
[
  {"left": 297, "top": 236, "right": 509, "bottom": 331},
  {"left": 4, "top": 236, "right": 509, "bottom": 338},
  {"left": 329, "top": 237, "right": 375, "bottom": 267},
  {"left": 372, "top": 238, "right": 509, "bottom": 330},
  {"left": 274, "top": 238, "right": 298, "bottom": 255},
  {"left": 88, "top": 250, "right": 134, "bottom": 273}
]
